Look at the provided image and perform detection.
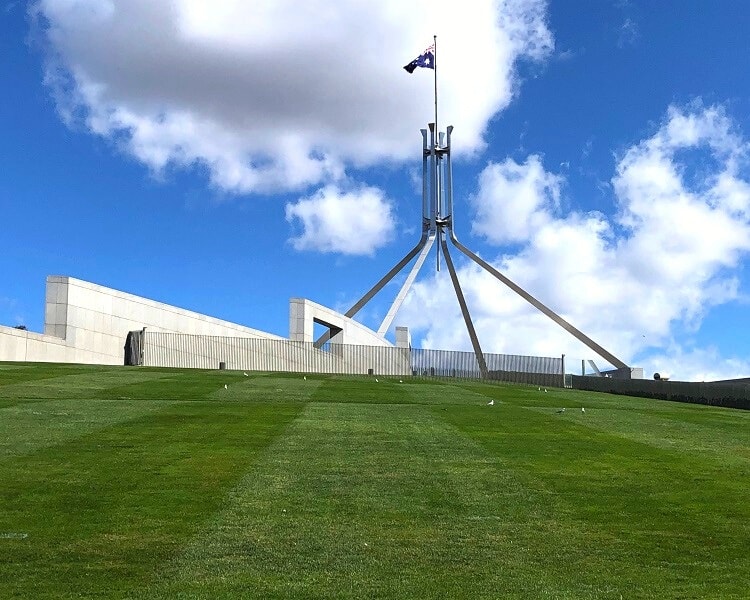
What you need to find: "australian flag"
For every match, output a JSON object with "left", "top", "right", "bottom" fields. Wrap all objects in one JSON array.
[{"left": 403, "top": 44, "right": 435, "bottom": 73}]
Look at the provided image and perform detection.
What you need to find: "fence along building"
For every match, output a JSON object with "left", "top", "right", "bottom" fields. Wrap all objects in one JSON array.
[{"left": 129, "top": 331, "right": 563, "bottom": 385}]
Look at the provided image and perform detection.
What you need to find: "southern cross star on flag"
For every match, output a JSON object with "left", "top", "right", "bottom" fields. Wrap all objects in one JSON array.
[{"left": 403, "top": 43, "right": 435, "bottom": 73}]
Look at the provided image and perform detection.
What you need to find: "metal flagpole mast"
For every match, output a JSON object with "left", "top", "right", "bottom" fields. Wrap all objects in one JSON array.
[
  {"left": 433, "top": 35, "right": 438, "bottom": 138},
  {"left": 433, "top": 35, "right": 440, "bottom": 271}
]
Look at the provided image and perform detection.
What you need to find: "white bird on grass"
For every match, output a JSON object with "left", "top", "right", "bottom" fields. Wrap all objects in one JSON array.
[
  {"left": 488, "top": 399, "right": 494, "bottom": 406},
  {"left": 399, "top": 379, "right": 403, "bottom": 383},
  {"left": 375, "top": 378, "right": 379, "bottom": 383},
  {"left": 544, "top": 388, "right": 548, "bottom": 393},
  {"left": 556, "top": 407, "right": 565, "bottom": 414},
  {"left": 243, "top": 372, "right": 249, "bottom": 377},
  {"left": 581, "top": 407, "right": 585, "bottom": 413},
  {"left": 224, "top": 384, "right": 228, "bottom": 390},
  {"left": 303, "top": 375, "right": 307, "bottom": 381}
]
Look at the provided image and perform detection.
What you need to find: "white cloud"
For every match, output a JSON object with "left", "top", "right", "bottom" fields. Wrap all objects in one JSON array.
[
  {"left": 285, "top": 185, "right": 394, "bottom": 256},
  {"left": 470, "top": 154, "right": 562, "bottom": 244},
  {"left": 398, "top": 104, "right": 750, "bottom": 380},
  {"left": 614, "top": 104, "right": 750, "bottom": 319},
  {"left": 644, "top": 346, "right": 750, "bottom": 382},
  {"left": 618, "top": 17, "right": 639, "bottom": 48},
  {"left": 33, "top": 0, "right": 553, "bottom": 194}
]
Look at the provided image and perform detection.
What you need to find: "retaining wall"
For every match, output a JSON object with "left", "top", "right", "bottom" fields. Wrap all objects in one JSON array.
[{"left": 571, "top": 375, "right": 750, "bottom": 410}]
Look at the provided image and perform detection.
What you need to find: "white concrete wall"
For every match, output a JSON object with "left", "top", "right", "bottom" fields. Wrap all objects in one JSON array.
[
  {"left": 395, "top": 326, "right": 411, "bottom": 349},
  {"left": 0, "top": 325, "right": 69, "bottom": 363},
  {"left": 0, "top": 276, "right": 282, "bottom": 365},
  {"left": 289, "top": 298, "right": 392, "bottom": 347}
]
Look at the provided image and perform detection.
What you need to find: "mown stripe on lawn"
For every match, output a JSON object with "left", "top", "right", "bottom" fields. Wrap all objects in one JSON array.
[
  {"left": 0, "top": 397, "right": 178, "bottom": 459},
  {"left": 309, "top": 376, "right": 413, "bottom": 404},
  {"left": 455, "top": 380, "right": 750, "bottom": 466},
  {"left": 0, "top": 362, "right": 103, "bottom": 387},
  {"left": 0, "top": 369, "right": 171, "bottom": 406},
  {"left": 0, "top": 367, "right": 260, "bottom": 458},
  {"left": 440, "top": 401, "right": 750, "bottom": 598},
  {"left": 309, "top": 377, "right": 494, "bottom": 407},
  {"left": 0, "top": 388, "right": 311, "bottom": 599},
  {"left": 525, "top": 402, "right": 750, "bottom": 469},
  {"left": 139, "top": 400, "right": 601, "bottom": 600}
]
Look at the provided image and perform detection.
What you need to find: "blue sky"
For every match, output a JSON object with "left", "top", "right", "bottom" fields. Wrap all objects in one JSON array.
[{"left": 2, "top": 1, "right": 750, "bottom": 380}]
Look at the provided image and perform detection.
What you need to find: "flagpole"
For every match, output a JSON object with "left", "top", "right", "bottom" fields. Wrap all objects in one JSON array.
[
  {"left": 433, "top": 35, "right": 440, "bottom": 272},
  {"left": 433, "top": 34, "right": 438, "bottom": 141}
]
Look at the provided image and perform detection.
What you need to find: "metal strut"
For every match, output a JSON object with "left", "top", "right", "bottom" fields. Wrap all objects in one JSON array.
[
  {"left": 447, "top": 229, "right": 628, "bottom": 370},
  {"left": 378, "top": 233, "right": 436, "bottom": 336},
  {"left": 441, "top": 237, "right": 488, "bottom": 377},
  {"left": 313, "top": 229, "right": 431, "bottom": 348}
]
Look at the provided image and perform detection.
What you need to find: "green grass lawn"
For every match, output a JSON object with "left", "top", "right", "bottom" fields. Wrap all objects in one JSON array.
[{"left": 1, "top": 363, "right": 749, "bottom": 599}]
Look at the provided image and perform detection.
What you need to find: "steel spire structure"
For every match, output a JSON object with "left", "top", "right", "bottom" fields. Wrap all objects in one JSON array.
[{"left": 315, "top": 123, "right": 630, "bottom": 378}]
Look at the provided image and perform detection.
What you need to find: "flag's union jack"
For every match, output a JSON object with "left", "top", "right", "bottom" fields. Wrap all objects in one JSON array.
[{"left": 403, "top": 43, "right": 435, "bottom": 73}]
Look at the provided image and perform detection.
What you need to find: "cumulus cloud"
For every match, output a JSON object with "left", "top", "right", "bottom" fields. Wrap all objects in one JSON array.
[
  {"left": 614, "top": 104, "right": 750, "bottom": 324},
  {"left": 285, "top": 185, "right": 395, "bottom": 256},
  {"left": 399, "top": 104, "right": 750, "bottom": 380},
  {"left": 470, "top": 154, "right": 562, "bottom": 244},
  {"left": 644, "top": 345, "right": 750, "bottom": 383},
  {"left": 32, "top": 0, "right": 553, "bottom": 194}
]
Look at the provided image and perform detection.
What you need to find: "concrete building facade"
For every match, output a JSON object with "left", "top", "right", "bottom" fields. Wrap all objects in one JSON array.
[
  {"left": 0, "top": 276, "right": 284, "bottom": 365},
  {"left": 0, "top": 275, "right": 398, "bottom": 370},
  {"left": 289, "top": 298, "right": 393, "bottom": 347}
]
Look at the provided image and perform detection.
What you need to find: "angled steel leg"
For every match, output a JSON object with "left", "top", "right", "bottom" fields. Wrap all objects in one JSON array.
[
  {"left": 441, "top": 237, "right": 489, "bottom": 378},
  {"left": 377, "top": 233, "right": 436, "bottom": 336},
  {"left": 314, "top": 229, "right": 431, "bottom": 348},
  {"left": 588, "top": 360, "right": 602, "bottom": 376},
  {"left": 448, "top": 231, "right": 628, "bottom": 370}
]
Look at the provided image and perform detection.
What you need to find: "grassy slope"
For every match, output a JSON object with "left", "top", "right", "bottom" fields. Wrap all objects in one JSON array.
[{"left": 0, "top": 364, "right": 748, "bottom": 599}]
